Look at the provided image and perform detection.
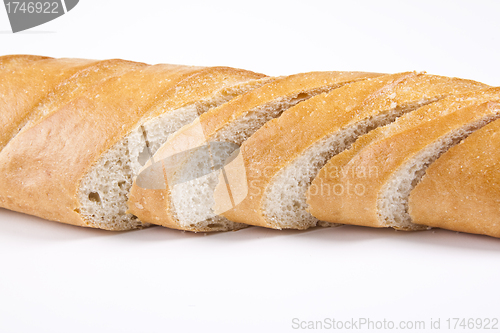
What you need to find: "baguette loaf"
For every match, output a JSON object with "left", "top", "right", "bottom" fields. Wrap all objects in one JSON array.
[
  {"left": 408, "top": 118, "right": 500, "bottom": 237},
  {"left": 127, "top": 71, "right": 383, "bottom": 231},
  {"left": 2, "top": 55, "right": 499, "bottom": 237},
  {"left": 215, "top": 72, "right": 489, "bottom": 229},
  {"left": 307, "top": 88, "right": 500, "bottom": 230},
  {"left": 0, "top": 56, "right": 266, "bottom": 230}
]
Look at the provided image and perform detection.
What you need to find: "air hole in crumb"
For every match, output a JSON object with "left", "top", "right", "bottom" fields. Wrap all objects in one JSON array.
[
  {"left": 88, "top": 192, "right": 101, "bottom": 203},
  {"left": 131, "top": 215, "right": 138, "bottom": 220},
  {"left": 138, "top": 145, "right": 150, "bottom": 166},
  {"left": 73, "top": 208, "right": 80, "bottom": 213},
  {"left": 118, "top": 181, "right": 126, "bottom": 189},
  {"left": 290, "top": 92, "right": 310, "bottom": 104}
]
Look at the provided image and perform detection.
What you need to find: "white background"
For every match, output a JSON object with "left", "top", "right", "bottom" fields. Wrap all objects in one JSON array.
[{"left": 1, "top": 1, "right": 500, "bottom": 332}]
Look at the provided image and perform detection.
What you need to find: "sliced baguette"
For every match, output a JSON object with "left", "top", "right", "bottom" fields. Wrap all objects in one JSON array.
[
  {"left": 216, "top": 72, "right": 489, "bottom": 230},
  {"left": 127, "top": 71, "right": 383, "bottom": 232},
  {"left": 408, "top": 118, "right": 500, "bottom": 238},
  {"left": 307, "top": 88, "right": 500, "bottom": 230},
  {"left": 78, "top": 72, "right": 270, "bottom": 230},
  {"left": 0, "top": 60, "right": 266, "bottom": 230}
]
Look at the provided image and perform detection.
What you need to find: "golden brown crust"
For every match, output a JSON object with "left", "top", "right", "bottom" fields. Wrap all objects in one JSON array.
[
  {"left": 220, "top": 73, "right": 489, "bottom": 229},
  {"left": 128, "top": 71, "right": 384, "bottom": 230},
  {"left": 0, "top": 54, "right": 51, "bottom": 69},
  {"left": 143, "top": 67, "right": 267, "bottom": 122},
  {"left": 0, "top": 58, "right": 264, "bottom": 229},
  {"left": 409, "top": 118, "right": 500, "bottom": 238},
  {"left": 0, "top": 56, "right": 107, "bottom": 151},
  {"left": 7, "top": 59, "right": 147, "bottom": 143},
  {"left": 200, "top": 71, "right": 384, "bottom": 139},
  {"left": 308, "top": 88, "right": 500, "bottom": 228}
]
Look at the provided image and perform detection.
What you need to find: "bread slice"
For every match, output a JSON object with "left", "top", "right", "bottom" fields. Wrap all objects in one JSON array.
[
  {"left": 127, "top": 71, "right": 384, "bottom": 232},
  {"left": 0, "top": 59, "right": 266, "bottom": 230},
  {"left": 213, "top": 72, "right": 489, "bottom": 230},
  {"left": 408, "top": 118, "right": 500, "bottom": 237},
  {"left": 307, "top": 88, "right": 500, "bottom": 230}
]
